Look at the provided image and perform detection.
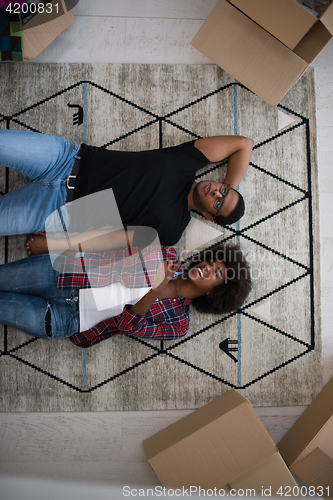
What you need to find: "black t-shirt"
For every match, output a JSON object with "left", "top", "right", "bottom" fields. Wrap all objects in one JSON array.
[{"left": 74, "top": 141, "right": 209, "bottom": 245}]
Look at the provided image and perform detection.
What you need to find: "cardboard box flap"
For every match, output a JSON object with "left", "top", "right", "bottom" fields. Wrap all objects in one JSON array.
[
  {"left": 320, "top": 0, "right": 333, "bottom": 34},
  {"left": 293, "top": 21, "right": 332, "bottom": 63},
  {"left": 229, "top": 452, "right": 298, "bottom": 495},
  {"left": 23, "top": 0, "right": 75, "bottom": 60},
  {"left": 229, "top": 0, "right": 316, "bottom": 49},
  {"left": 291, "top": 448, "right": 333, "bottom": 490},
  {"left": 191, "top": 0, "right": 308, "bottom": 107},
  {"left": 296, "top": 415, "right": 333, "bottom": 464},
  {"left": 278, "top": 377, "right": 333, "bottom": 468},
  {"left": 23, "top": 0, "right": 67, "bottom": 29},
  {"left": 146, "top": 439, "right": 234, "bottom": 489},
  {"left": 143, "top": 390, "right": 246, "bottom": 460},
  {"left": 144, "top": 391, "right": 277, "bottom": 489}
]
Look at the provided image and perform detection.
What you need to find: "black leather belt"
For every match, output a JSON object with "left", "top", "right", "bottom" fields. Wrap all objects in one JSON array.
[{"left": 66, "top": 147, "right": 82, "bottom": 202}]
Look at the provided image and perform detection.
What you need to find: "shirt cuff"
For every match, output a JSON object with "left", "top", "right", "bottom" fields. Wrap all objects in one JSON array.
[{"left": 117, "top": 304, "right": 146, "bottom": 330}]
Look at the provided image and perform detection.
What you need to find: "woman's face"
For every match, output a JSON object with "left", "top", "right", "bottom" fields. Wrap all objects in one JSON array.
[{"left": 187, "top": 260, "right": 226, "bottom": 294}]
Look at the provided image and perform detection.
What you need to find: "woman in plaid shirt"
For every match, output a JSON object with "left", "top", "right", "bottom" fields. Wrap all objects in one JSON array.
[{"left": 0, "top": 243, "right": 251, "bottom": 348}]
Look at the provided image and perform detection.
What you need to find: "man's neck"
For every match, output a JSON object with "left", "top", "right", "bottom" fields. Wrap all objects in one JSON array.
[{"left": 187, "top": 182, "right": 197, "bottom": 211}]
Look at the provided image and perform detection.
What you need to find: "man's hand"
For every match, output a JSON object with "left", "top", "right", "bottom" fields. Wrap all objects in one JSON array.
[{"left": 194, "top": 135, "right": 254, "bottom": 189}]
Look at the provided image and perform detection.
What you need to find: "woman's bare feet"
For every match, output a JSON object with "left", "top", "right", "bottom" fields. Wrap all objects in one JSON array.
[{"left": 24, "top": 233, "right": 48, "bottom": 256}]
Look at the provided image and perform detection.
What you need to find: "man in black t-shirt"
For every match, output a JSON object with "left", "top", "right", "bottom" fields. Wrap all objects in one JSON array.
[
  {"left": 0, "top": 130, "right": 253, "bottom": 250},
  {"left": 72, "top": 135, "right": 253, "bottom": 246}
]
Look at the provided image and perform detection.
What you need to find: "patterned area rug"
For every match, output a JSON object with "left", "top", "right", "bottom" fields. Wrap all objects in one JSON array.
[{"left": 0, "top": 63, "right": 321, "bottom": 411}]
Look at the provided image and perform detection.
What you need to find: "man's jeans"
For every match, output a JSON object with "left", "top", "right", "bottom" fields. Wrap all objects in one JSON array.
[
  {"left": 0, "top": 130, "right": 80, "bottom": 235},
  {"left": 0, "top": 254, "right": 79, "bottom": 339}
]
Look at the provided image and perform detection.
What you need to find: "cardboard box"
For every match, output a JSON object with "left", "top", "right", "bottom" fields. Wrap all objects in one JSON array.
[
  {"left": 291, "top": 448, "right": 333, "bottom": 496},
  {"left": 23, "top": 0, "right": 75, "bottom": 60},
  {"left": 190, "top": 0, "right": 333, "bottom": 106},
  {"left": 143, "top": 390, "right": 297, "bottom": 494},
  {"left": 278, "top": 377, "right": 333, "bottom": 469}
]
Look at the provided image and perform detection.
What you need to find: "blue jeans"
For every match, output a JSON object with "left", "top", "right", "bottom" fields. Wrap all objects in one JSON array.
[
  {"left": 0, "top": 254, "right": 79, "bottom": 339},
  {"left": 0, "top": 130, "right": 80, "bottom": 236}
]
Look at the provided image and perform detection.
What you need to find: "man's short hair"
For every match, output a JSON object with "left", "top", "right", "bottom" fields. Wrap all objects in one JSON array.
[{"left": 214, "top": 191, "right": 245, "bottom": 226}]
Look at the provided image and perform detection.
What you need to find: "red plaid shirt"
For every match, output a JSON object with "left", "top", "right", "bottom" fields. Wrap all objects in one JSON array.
[{"left": 56, "top": 246, "right": 190, "bottom": 348}]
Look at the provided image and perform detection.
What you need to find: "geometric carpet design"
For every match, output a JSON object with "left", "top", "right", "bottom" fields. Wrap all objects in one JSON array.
[{"left": 0, "top": 64, "right": 321, "bottom": 410}]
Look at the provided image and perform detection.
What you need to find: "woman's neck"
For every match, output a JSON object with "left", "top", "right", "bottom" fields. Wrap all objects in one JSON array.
[{"left": 157, "top": 275, "right": 202, "bottom": 301}]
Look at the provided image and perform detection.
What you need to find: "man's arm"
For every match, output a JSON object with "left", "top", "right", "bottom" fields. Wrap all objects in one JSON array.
[
  {"left": 25, "top": 229, "right": 135, "bottom": 255},
  {"left": 194, "top": 136, "right": 254, "bottom": 189}
]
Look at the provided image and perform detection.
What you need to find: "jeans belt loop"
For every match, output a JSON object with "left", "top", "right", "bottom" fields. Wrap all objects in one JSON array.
[{"left": 66, "top": 147, "right": 82, "bottom": 202}]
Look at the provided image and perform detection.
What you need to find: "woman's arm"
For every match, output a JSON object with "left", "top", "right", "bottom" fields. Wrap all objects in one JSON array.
[
  {"left": 70, "top": 258, "right": 185, "bottom": 348},
  {"left": 70, "top": 305, "right": 189, "bottom": 348},
  {"left": 117, "top": 305, "right": 189, "bottom": 339},
  {"left": 130, "top": 258, "right": 182, "bottom": 316}
]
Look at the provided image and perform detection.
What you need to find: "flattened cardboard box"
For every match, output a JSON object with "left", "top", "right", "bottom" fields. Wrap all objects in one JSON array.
[
  {"left": 191, "top": 0, "right": 333, "bottom": 106},
  {"left": 278, "top": 377, "right": 333, "bottom": 472},
  {"left": 23, "top": 0, "right": 75, "bottom": 59},
  {"left": 143, "top": 390, "right": 297, "bottom": 494}
]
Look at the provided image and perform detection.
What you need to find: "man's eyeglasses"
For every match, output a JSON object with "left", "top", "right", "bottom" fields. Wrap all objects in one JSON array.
[{"left": 213, "top": 183, "right": 230, "bottom": 220}]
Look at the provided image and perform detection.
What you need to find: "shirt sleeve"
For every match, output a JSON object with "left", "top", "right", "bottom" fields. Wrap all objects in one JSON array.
[
  {"left": 175, "top": 140, "right": 210, "bottom": 164},
  {"left": 116, "top": 305, "right": 189, "bottom": 339},
  {"left": 69, "top": 323, "right": 116, "bottom": 348},
  {"left": 70, "top": 302, "right": 189, "bottom": 348}
]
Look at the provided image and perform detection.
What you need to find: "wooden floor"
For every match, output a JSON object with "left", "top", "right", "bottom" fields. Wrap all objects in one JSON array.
[{"left": 1, "top": 0, "right": 333, "bottom": 486}]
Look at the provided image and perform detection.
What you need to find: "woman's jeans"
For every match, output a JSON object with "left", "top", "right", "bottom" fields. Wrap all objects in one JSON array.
[
  {"left": 0, "top": 254, "right": 79, "bottom": 339},
  {"left": 0, "top": 130, "right": 80, "bottom": 236}
]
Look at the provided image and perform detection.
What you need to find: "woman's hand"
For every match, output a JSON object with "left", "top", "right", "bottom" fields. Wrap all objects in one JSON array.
[
  {"left": 152, "top": 258, "right": 182, "bottom": 291},
  {"left": 130, "top": 258, "right": 182, "bottom": 317}
]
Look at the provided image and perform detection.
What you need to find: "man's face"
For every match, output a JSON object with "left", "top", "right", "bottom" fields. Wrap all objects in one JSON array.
[{"left": 192, "top": 181, "right": 239, "bottom": 221}]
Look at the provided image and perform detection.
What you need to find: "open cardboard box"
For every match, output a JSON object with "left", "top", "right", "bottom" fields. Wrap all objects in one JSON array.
[
  {"left": 143, "top": 390, "right": 297, "bottom": 494},
  {"left": 191, "top": 0, "right": 333, "bottom": 106},
  {"left": 291, "top": 448, "right": 333, "bottom": 495},
  {"left": 22, "top": 0, "right": 75, "bottom": 59},
  {"left": 278, "top": 377, "right": 333, "bottom": 494}
]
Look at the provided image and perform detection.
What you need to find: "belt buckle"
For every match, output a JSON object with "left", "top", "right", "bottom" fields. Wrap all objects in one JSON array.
[{"left": 67, "top": 175, "right": 76, "bottom": 190}]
